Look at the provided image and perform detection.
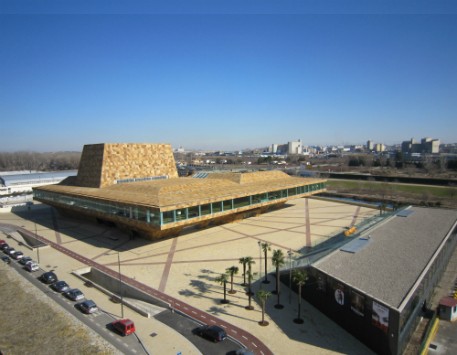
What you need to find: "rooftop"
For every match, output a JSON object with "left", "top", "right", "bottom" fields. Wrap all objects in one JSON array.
[
  {"left": 313, "top": 207, "right": 457, "bottom": 309},
  {"left": 37, "top": 170, "right": 324, "bottom": 210}
]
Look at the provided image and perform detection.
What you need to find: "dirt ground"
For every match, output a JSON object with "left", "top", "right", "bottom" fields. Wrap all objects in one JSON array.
[{"left": 0, "top": 262, "right": 120, "bottom": 355}]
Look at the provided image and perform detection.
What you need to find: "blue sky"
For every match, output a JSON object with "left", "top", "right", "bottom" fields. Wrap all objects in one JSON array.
[{"left": 1, "top": 1, "right": 457, "bottom": 152}]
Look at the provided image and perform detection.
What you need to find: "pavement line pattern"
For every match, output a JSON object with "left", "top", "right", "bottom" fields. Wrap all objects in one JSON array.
[
  {"left": 11, "top": 224, "right": 273, "bottom": 355},
  {"left": 158, "top": 237, "right": 177, "bottom": 293}
]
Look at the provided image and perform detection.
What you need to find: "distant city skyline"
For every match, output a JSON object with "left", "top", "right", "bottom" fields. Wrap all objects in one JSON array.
[{"left": 1, "top": 1, "right": 457, "bottom": 152}]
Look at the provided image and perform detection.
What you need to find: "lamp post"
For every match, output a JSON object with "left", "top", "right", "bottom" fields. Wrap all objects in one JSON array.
[
  {"left": 288, "top": 249, "right": 292, "bottom": 304},
  {"left": 258, "top": 241, "right": 262, "bottom": 280},
  {"left": 35, "top": 222, "right": 40, "bottom": 264},
  {"left": 117, "top": 251, "right": 124, "bottom": 318}
]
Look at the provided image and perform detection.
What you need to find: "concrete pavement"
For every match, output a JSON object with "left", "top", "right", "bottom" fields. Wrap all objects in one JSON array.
[{"left": 1, "top": 198, "right": 379, "bottom": 354}]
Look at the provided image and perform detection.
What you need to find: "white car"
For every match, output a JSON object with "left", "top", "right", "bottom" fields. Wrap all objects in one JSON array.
[{"left": 25, "top": 261, "right": 39, "bottom": 272}]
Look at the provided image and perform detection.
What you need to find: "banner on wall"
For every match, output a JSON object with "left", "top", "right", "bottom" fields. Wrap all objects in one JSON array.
[
  {"left": 334, "top": 284, "right": 345, "bottom": 305},
  {"left": 351, "top": 291, "right": 365, "bottom": 316},
  {"left": 372, "top": 301, "right": 389, "bottom": 333}
]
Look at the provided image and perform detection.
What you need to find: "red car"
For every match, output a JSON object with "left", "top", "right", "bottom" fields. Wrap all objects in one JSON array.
[{"left": 111, "top": 319, "right": 136, "bottom": 336}]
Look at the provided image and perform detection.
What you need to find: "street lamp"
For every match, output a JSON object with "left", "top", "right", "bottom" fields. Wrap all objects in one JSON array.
[
  {"left": 35, "top": 222, "right": 40, "bottom": 264},
  {"left": 288, "top": 249, "right": 292, "bottom": 304},
  {"left": 117, "top": 251, "right": 124, "bottom": 318},
  {"left": 258, "top": 241, "right": 262, "bottom": 280},
  {"left": 106, "top": 250, "right": 124, "bottom": 318}
]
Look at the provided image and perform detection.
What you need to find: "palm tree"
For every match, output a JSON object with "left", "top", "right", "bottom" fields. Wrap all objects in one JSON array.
[
  {"left": 261, "top": 242, "right": 271, "bottom": 284},
  {"left": 245, "top": 257, "right": 255, "bottom": 310},
  {"left": 292, "top": 269, "right": 308, "bottom": 324},
  {"left": 272, "top": 249, "right": 285, "bottom": 309},
  {"left": 239, "top": 257, "right": 250, "bottom": 286},
  {"left": 256, "top": 289, "right": 272, "bottom": 326},
  {"left": 226, "top": 266, "right": 239, "bottom": 294},
  {"left": 215, "top": 273, "right": 229, "bottom": 304}
]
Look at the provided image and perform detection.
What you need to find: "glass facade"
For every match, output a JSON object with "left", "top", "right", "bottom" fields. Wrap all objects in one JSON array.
[{"left": 34, "top": 182, "right": 325, "bottom": 228}]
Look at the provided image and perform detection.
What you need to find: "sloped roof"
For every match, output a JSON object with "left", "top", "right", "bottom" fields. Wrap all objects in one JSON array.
[
  {"left": 314, "top": 207, "right": 457, "bottom": 309},
  {"left": 35, "top": 171, "right": 324, "bottom": 210}
]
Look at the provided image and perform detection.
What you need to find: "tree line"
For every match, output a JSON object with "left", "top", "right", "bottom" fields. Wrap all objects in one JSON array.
[{"left": 0, "top": 151, "right": 81, "bottom": 172}]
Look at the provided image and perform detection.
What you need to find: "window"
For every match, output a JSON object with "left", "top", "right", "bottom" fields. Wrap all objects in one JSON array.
[
  {"left": 201, "top": 204, "right": 211, "bottom": 215},
  {"left": 234, "top": 197, "right": 250, "bottom": 208},
  {"left": 162, "top": 211, "right": 174, "bottom": 224},
  {"left": 223, "top": 200, "right": 233, "bottom": 210},
  {"left": 188, "top": 206, "right": 199, "bottom": 218},
  {"left": 212, "top": 202, "right": 222, "bottom": 213}
]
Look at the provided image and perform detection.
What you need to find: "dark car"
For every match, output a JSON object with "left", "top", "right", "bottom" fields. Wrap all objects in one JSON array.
[
  {"left": 0, "top": 243, "right": 9, "bottom": 251},
  {"left": 1, "top": 255, "right": 10, "bottom": 264},
  {"left": 12, "top": 251, "right": 24, "bottom": 260},
  {"left": 63, "top": 288, "right": 84, "bottom": 301},
  {"left": 195, "top": 325, "right": 227, "bottom": 343},
  {"left": 6, "top": 248, "right": 16, "bottom": 256},
  {"left": 51, "top": 280, "right": 70, "bottom": 293},
  {"left": 77, "top": 300, "right": 98, "bottom": 314},
  {"left": 19, "top": 256, "right": 33, "bottom": 265},
  {"left": 40, "top": 271, "right": 58, "bottom": 284},
  {"left": 3, "top": 246, "right": 13, "bottom": 254}
]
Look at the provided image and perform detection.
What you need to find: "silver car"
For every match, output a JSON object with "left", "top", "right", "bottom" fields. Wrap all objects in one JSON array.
[{"left": 63, "top": 288, "right": 84, "bottom": 301}]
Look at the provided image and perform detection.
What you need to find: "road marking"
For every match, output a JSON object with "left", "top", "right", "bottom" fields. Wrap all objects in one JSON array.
[
  {"left": 242, "top": 335, "right": 248, "bottom": 340},
  {"left": 252, "top": 342, "right": 258, "bottom": 348}
]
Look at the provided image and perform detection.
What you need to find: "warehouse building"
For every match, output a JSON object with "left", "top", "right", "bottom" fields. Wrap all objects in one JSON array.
[
  {"left": 303, "top": 207, "right": 457, "bottom": 355},
  {"left": 33, "top": 143, "right": 326, "bottom": 239}
]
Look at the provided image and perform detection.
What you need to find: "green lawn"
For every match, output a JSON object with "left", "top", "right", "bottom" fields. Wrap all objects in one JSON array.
[{"left": 326, "top": 179, "right": 457, "bottom": 200}]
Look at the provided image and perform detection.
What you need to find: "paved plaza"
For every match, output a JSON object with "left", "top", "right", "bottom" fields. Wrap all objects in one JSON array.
[{"left": 1, "top": 198, "right": 380, "bottom": 354}]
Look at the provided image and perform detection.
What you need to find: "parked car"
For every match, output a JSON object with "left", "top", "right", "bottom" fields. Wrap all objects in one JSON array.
[
  {"left": 3, "top": 246, "right": 13, "bottom": 254},
  {"left": 1, "top": 255, "right": 10, "bottom": 264},
  {"left": 195, "top": 325, "right": 227, "bottom": 342},
  {"left": 111, "top": 319, "right": 136, "bottom": 336},
  {"left": 51, "top": 280, "right": 70, "bottom": 293},
  {"left": 19, "top": 256, "right": 33, "bottom": 265},
  {"left": 77, "top": 300, "right": 98, "bottom": 314},
  {"left": 25, "top": 262, "right": 39, "bottom": 272},
  {"left": 0, "top": 239, "right": 6, "bottom": 246},
  {"left": 6, "top": 248, "right": 16, "bottom": 256},
  {"left": 40, "top": 271, "right": 58, "bottom": 284},
  {"left": 63, "top": 288, "right": 84, "bottom": 301},
  {"left": 12, "top": 251, "right": 24, "bottom": 260},
  {"left": 0, "top": 243, "right": 9, "bottom": 251}
]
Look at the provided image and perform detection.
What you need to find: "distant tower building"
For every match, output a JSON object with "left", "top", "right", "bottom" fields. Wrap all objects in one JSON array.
[
  {"left": 269, "top": 144, "right": 279, "bottom": 154},
  {"left": 288, "top": 139, "right": 303, "bottom": 155},
  {"left": 402, "top": 137, "right": 440, "bottom": 155},
  {"left": 367, "top": 140, "right": 375, "bottom": 151},
  {"left": 421, "top": 138, "right": 440, "bottom": 154},
  {"left": 375, "top": 144, "right": 386, "bottom": 153}
]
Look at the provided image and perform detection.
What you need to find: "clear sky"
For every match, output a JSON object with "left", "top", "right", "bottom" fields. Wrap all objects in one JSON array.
[{"left": 1, "top": 1, "right": 457, "bottom": 152}]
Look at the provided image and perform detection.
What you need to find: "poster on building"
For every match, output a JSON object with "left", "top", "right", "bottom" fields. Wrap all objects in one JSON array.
[
  {"left": 351, "top": 291, "right": 365, "bottom": 316},
  {"left": 334, "top": 285, "right": 344, "bottom": 305},
  {"left": 317, "top": 275, "right": 326, "bottom": 292},
  {"left": 372, "top": 301, "right": 389, "bottom": 333}
]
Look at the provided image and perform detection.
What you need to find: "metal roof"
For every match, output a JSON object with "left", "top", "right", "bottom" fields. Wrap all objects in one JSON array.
[
  {"left": 0, "top": 170, "right": 77, "bottom": 187},
  {"left": 313, "top": 207, "right": 457, "bottom": 309}
]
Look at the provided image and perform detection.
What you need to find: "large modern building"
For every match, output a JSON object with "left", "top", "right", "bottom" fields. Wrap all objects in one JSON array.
[
  {"left": 33, "top": 143, "right": 326, "bottom": 240},
  {"left": 302, "top": 206, "right": 457, "bottom": 355}
]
